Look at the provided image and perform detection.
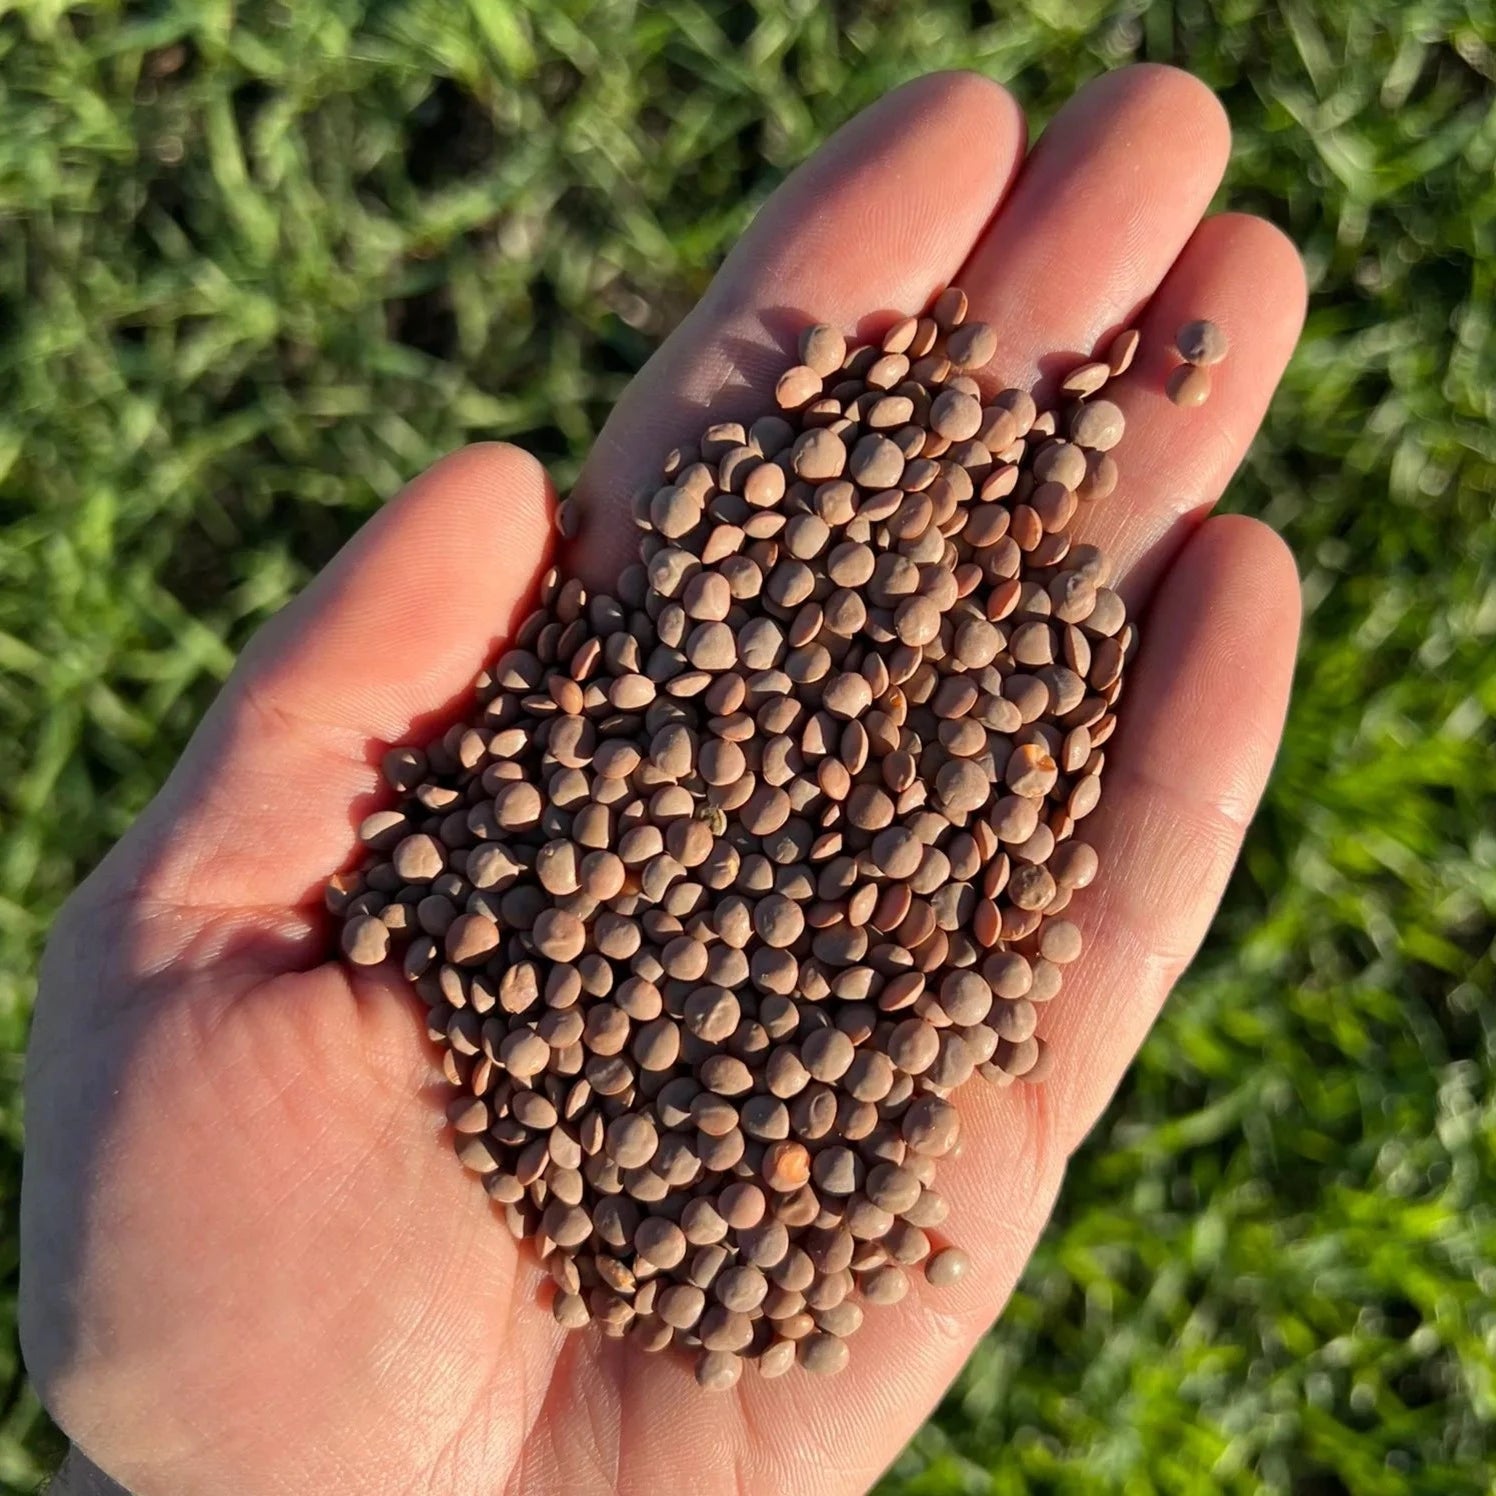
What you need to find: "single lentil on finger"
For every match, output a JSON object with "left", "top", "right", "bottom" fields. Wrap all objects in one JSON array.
[
  {"left": 924, "top": 1246, "right": 972, "bottom": 1287},
  {"left": 1167, "top": 362, "right": 1213, "bottom": 408},
  {"left": 1175, "top": 318, "right": 1228, "bottom": 366}
]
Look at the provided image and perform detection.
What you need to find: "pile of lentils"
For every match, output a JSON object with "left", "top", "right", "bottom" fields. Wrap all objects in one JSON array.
[{"left": 330, "top": 294, "right": 1227, "bottom": 1389}]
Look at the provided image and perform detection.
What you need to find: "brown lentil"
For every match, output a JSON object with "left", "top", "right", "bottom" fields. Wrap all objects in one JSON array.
[
  {"left": 924, "top": 1246, "right": 972, "bottom": 1287},
  {"left": 1166, "top": 363, "right": 1212, "bottom": 408}
]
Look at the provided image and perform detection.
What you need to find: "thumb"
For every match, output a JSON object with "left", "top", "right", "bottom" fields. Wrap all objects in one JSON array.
[{"left": 109, "top": 442, "right": 556, "bottom": 926}]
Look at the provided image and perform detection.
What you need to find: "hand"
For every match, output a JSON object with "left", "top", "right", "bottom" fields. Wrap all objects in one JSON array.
[{"left": 22, "top": 65, "right": 1304, "bottom": 1496}]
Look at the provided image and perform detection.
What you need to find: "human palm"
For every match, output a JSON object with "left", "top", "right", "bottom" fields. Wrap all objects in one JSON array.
[{"left": 22, "top": 67, "right": 1306, "bottom": 1496}]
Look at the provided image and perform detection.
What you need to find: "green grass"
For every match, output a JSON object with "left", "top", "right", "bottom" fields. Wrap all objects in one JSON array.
[{"left": 2, "top": 1, "right": 1493, "bottom": 1491}]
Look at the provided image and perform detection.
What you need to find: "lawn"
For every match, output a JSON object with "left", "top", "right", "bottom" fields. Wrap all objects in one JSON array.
[{"left": 2, "top": 1, "right": 1494, "bottom": 1491}]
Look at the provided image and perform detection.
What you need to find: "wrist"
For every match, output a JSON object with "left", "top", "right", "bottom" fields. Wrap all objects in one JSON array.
[{"left": 50, "top": 1449, "right": 131, "bottom": 1496}]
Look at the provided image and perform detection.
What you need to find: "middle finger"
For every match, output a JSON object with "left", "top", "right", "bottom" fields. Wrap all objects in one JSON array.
[{"left": 956, "top": 63, "right": 1232, "bottom": 400}]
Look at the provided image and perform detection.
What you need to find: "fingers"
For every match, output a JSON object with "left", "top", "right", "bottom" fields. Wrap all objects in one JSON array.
[
  {"left": 1072, "top": 213, "right": 1309, "bottom": 605},
  {"left": 124, "top": 443, "right": 555, "bottom": 915},
  {"left": 1032, "top": 513, "right": 1302, "bottom": 1150},
  {"left": 947, "top": 65, "right": 1302, "bottom": 619},
  {"left": 957, "top": 64, "right": 1232, "bottom": 399},
  {"left": 569, "top": 70, "right": 1027, "bottom": 583}
]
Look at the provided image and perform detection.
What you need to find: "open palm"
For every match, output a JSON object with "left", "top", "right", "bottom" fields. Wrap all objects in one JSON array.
[{"left": 22, "top": 66, "right": 1305, "bottom": 1496}]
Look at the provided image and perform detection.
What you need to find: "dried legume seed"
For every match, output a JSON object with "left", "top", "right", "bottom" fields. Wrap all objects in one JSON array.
[
  {"left": 1166, "top": 363, "right": 1212, "bottom": 408},
  {"left": 946, "top": 321, "right": 997, "bottom": 370},
  {"left": 1105, "top": 327, "right": 1140, "bottom": 376},
  {"left": 342, "top": 914, "right": 390, "bottom": 966},
  {"left": 1069, "top": 399, "right": 1126, "bottom": 451},
  {"left": 1175, "top": 319, "right": 1227, "bottom": 366},
  {"left": 924, "top": 1246, "right": 971, "bottom": 1287},
  {"left": 696, "top": 1350, "right": 743, "bottom": 1390},
  {"left": 1060, "top": 361, "right": 1111, "bottom": 397},
  {"left": 799, "top": 1332, "right": 851, "bottom": 1376}
]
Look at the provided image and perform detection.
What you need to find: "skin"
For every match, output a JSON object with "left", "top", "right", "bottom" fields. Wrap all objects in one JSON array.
[{"left": 22, "top": 66, "right": 1306, "bottom": 1496}]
